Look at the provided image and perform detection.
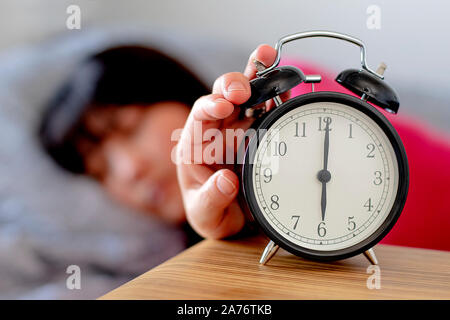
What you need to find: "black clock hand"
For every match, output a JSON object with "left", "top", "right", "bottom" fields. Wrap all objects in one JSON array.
[
  {"left": 321, "top": 181, "right": 327, "bottom": 221},
  {"left": 318, "top": 120, "right": 331, "bottom": 221},
  {"left": 324, "top": 120, "right": 329, "bottom": 170}
]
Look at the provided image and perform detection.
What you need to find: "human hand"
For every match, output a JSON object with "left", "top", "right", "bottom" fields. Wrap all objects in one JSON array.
[{"left": 176, "top": 44, "right": 290, "bottom": 239}]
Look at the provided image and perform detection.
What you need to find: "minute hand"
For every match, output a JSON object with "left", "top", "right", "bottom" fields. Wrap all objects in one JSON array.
[
  {"left": 319, "top": 121, "right": 331, "bottom": 221},
  {"left": 323, "top": 121, "right": 330, "bottom": 170}
]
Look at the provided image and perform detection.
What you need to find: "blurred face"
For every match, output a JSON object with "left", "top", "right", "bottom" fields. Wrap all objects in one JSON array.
[{"left": 76, "top": 102, "right": 190, "bottom": 225}]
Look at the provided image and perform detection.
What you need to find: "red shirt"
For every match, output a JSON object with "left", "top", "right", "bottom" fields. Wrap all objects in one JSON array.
[{"left": 283, "top": 59, "right": 450, "bottom": 251}]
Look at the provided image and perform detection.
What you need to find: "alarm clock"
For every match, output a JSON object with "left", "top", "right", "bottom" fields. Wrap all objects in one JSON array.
[{"left": 237, "top": 31, "right": 409, "bottom": 265}]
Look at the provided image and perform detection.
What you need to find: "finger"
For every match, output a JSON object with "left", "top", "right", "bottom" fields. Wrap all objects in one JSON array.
[
  {"left": 177, "top": 151, "right": 215, "bottom": 189},
  {"left": 212, "top": 72, "right": 251, "bottom": 105},
  {"left": 184, "top": 169, "right": 245, "bottom": 239},
  {"left": 179, "top": 94, "right": 234, "bottom": 150},
  {"left": 243, "top": 44, "right": 278, "bottom": 79},
  {"left": 191, "top": 94, "right": 235, "bottom": 122}
]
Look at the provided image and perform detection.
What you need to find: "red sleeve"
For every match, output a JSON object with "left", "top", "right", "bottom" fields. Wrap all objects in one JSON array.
[{"left": 282, "top": 58, "right": 450, "bottom": 251}]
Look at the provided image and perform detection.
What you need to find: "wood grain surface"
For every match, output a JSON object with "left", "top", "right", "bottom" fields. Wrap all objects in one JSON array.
[{"left": 100, "top": 236, "right": 450, "bottom": 299}]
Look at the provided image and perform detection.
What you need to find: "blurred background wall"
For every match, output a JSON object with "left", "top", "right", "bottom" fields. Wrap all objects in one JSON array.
[{"left": 0, "top": 0, "right": 449, "bottom": 131}]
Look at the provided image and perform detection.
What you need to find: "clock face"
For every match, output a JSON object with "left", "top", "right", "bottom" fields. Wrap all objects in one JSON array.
[{"left": 244, "top": 94, "right": 407, "bottom": 258}]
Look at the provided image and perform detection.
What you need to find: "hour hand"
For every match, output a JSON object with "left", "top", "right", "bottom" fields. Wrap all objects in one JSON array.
[
  {"left": 321, "top": 182, "right": 326, "bottom": 221},
  {"left": 318, "top": 171, "right": 331, "bottom": 220}
]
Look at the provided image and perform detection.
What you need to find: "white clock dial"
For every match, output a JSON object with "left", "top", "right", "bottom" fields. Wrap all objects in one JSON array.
[{"left": 252, "top": 101, "right": 399, "bottom": 251}]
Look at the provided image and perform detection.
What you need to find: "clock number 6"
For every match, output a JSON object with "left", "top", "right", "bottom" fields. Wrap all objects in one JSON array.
[{"left": 317, "top": 222, "right": 326, "bottom": 237}]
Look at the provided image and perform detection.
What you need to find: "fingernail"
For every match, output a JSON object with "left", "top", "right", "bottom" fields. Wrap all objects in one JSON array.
[
  {"left": 226, "top": 81, "right": 246, "bottom": 92},
  {"left": 215, "top": 97, "right": 229, "bottom": 104},
  {"left": 204, "top": 98, "right": 228, "bottom": 118},
  {"left": 203, "top": 99, "right": 218, "bottom": 116},
  {"left": 217, "top": 174, "right": 236, "bottom": 195}
]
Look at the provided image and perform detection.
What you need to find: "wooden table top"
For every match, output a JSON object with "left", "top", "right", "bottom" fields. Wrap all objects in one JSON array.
[{"left": 101, "top": 235, "right": 450, "bottom": 300}]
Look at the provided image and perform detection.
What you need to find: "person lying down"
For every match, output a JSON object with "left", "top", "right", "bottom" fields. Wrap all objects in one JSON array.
[{"left": 0, "top": 29, "right": 247, "bottom": 299}]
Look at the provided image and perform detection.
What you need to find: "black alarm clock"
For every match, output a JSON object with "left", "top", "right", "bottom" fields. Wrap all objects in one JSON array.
[{"left": 237, "top": 31, "right": 409, "bottom": 265}]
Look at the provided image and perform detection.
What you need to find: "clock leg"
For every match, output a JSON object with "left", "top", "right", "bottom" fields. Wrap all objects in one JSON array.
[
  {"left": 259, "top": 240, "right": 280, "bottom": 265},
  {"left": 363, "top": 248, "right": 379, "bottom": 265}
]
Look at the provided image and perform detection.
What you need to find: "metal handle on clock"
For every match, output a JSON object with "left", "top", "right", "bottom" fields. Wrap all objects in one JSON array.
[{"left": 256, "top": 30, "right": 384, "bottom": 80}]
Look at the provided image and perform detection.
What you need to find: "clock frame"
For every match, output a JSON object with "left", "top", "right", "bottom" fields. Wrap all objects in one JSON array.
[{"left": 239, "top": 92, "right": 409, "bottom": 262}]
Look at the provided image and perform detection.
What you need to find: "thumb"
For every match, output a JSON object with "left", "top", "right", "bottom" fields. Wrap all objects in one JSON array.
[{"left": 187, "top": 169, "right": 245, "bottom": 239}]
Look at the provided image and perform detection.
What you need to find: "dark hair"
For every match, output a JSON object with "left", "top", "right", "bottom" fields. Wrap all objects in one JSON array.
[{"left": 39, "top": 45, "right": 209, "bottom": 173}]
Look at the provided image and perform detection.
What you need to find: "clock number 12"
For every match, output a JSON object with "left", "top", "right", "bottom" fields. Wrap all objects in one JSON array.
[{"left": 318, "top": 116, "right": 332, "bottom": 131}]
